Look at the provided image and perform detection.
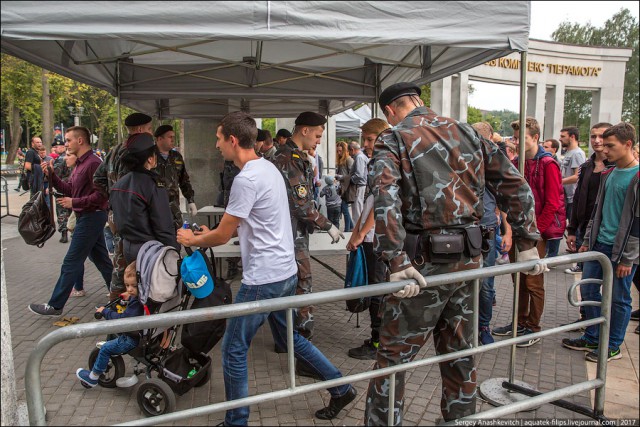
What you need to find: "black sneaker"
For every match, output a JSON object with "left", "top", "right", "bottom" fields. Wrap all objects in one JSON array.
[
  {"left": 635, "top": 325, "right": 639, "bottom": 335},
  {"left": 630, "top": 309, "right": 639, "bottom": 321},
  {"left": 561, "top": 337, "right": 598, "bottom": 352},
  {"left": 492, "top": 323, "right": 526, "bottom": 336},
  {"left": 479, "top": 327, "right": 495, "bottom": 345},
  {"left": 315, "top": 387, "right": 357, "bottom": 420},
  {"left": 348, "top": 340, "right": 378, "bottom": 360},
  {"left": 564, "top": 265, "right": 582, "bottom": 274},
  {"left": 28, "top": 303, "right": 62, "bottom": 317},
  {"left": 585, "top": 348, "right": 622, "bottom": 363},
  {"left": 515, "top": 328, "right": 540, "bottom": 347},
  {"left": 561, "top": 318, "right": 586, "bottom": 333}
]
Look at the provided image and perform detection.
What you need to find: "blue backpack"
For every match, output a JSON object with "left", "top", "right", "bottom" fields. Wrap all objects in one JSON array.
[{"left": 344, "top": 246, "right": 369, "bottom": 313}]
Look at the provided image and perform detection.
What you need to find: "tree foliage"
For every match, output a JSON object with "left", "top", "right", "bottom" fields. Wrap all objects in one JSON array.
[{"left": 552, "top": 8, "right": 639, "bottom": 134}]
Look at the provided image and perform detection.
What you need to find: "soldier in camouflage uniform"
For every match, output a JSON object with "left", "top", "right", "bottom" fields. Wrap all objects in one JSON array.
[
  {"left": 93, "top": 112, "right": 153, "bottom": 298},
  {"left": 52, "top": 139, "right": 71, "bottom": 243},
  {"left": 153, "top": 125, "right": 197, "bottom": 230},
  {"left": 271, "top": 111, "right": 345, "bottom": 340},
  {"left": 365, "top": 83, "right": 545, "bottom": 425}
]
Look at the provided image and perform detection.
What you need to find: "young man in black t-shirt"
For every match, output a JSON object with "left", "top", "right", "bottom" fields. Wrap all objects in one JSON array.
[{"left": 24, "top": 136, "right": 44, "bottom": 195}]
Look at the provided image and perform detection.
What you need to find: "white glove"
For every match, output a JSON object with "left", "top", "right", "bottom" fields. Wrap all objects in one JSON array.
[
  {"left": 327, "top": 225, "right": 345, "bottom": 244},
  {"left": 188, "top": 202, "right": 198, "bottom": 218},
  {"left": 517, "top": 246, "right": 549, "bottom": 275},
  {"left": 390, "top": 266, "right": 427, "bottom": 298}
]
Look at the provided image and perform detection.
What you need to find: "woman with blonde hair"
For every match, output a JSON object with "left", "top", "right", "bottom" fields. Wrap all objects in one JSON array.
[{"left": 335, "top": 140, "right": 354, "bottom": 232}]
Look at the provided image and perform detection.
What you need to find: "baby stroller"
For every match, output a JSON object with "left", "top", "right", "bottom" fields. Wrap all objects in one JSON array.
[{"left": 87, "top": 241, "right": 232, "bottom": 417}]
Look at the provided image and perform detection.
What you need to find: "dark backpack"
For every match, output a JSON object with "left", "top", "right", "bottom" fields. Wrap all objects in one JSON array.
[
  {"left": 19, "top": 169, "right": 30, "bottom": 191},
  {"left": 181, "top": 247, "right": 232, "bottom": 355},
  {"left": 18, "top": 190, "right": 55, "bottom": 247},
  {"left": 344, "top": 246, "right": 370, "bottom": 313}
]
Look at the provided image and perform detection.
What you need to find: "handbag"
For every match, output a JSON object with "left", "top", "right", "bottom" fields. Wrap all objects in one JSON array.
[
  {"left": 18, "top": 190, "right": 55, "bottom": 247},
  {"left": 344, "top": 246, "right": 369, "bottom": 313}
]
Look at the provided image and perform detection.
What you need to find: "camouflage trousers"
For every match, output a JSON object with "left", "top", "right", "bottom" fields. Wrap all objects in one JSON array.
[
  {"left": 365, "top": 256, "right": 481, "bottom": 425},
  {"left": 56, "top": 204, "right": 71, "bottom": 233},
  {"left": 295, "top": 246, "right": 314, "bottom": 339}
]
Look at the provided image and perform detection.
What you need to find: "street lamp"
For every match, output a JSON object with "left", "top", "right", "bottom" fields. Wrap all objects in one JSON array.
[{"left": 67, "top": 105, "right": 85, "bottom": 126}]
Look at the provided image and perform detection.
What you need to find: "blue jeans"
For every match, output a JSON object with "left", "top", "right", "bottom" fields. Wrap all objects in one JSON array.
[
  {"left": 48, "top": 211, "right": 112, "bottom": 310},
  {"left": 580, "top": 242, "right": 637, "bottom": 351},
  {"left": 479, "top": 235, "right": 496, "bottom": 328},
  {"left": 222, "top": 273, "right": 350, "bottom": 426},
  {"left": 546, "top": 239, "right": 561, "bottom": 257},
  {"left": 92, "top": 334, "right": 138, "bottom": 374},
  {"left": 341, "top": 200, "right": 353, "bottom": 232}
]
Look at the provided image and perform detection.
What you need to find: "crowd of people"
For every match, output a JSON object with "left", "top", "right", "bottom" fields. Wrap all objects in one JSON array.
[{"left": 18, "top": 81, "right": 639, "bottom": 424}]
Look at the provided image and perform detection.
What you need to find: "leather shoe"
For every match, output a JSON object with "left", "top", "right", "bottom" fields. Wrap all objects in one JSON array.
[
  {"left": 59, "top": 231, "right": 68, "bottom": 243},
  {"left": 315, "top": 387, "right": 357, "bottom": 420},
  {"left": 295, "top": 361, "right": 323, "bottom": 381}
]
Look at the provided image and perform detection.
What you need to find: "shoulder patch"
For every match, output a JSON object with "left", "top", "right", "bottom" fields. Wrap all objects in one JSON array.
[
  {"left": 292, "top": 154, "right": 300, "bottom": 159},
  {"left": 294, "top": 184, "right": 308, "bottom": 199},
  {"left": 157, "top": 180, "right": 165, "bottom": 188},
  {"left": 174, "top": 160, "right": 183, "bottom": 165}
]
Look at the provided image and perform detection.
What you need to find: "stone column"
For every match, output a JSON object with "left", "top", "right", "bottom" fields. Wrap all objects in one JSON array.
[
  {"left": 591, "top": 86, "right": 624, "bottom": 128},
  {"left": 527, "top": 83, "right": 546, "bottom": 138},
  {"left": 182, "top": 119, "right": 222, "bottom": 211},
  {"left": 451, "top": 72, "right": 469, "bottom": 122},
  {"left": 431, "top": 76, "right": 453, "bottom": 117},
  {"left": 544, "top": 85, "right": 565, "bottom": 141}
]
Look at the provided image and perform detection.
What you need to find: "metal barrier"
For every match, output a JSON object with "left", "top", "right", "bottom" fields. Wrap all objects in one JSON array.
[
  {"left": 24, "top": 252, "right": 613, "bottom": 426},
  {"left": 1, "top": 176, "right": 19, "bottom": 219}
]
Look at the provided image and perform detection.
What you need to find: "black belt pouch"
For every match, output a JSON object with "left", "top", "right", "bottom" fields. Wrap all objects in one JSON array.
[
  {"left": 428, "top": 233, "right": 464, "bottom": 264},
  {"left": 463, "top": 226, "right": 483, "bottom": 258}
]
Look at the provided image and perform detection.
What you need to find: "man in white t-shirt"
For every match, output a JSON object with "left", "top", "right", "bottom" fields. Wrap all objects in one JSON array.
[
  {"left": 177, "top": 112, "right": 356, "bottom": 425},
  {"left": 560, "top": 126, "right": 586, "bottom": 219}
]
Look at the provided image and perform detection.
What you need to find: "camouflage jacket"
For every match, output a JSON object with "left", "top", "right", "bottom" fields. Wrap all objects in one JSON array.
[
  {"left": 271, "top": 139, "right": 332, "bottom": 235},
  {"left": 93, "top": 142, "right": 130, "bottom": 198},
  {"left": 153, "top": 150, "right": 195, "bottom": 225},
  {"left": 53, "top": 154, "right": 71, "bottom": 182},
  {"left": 371, "top": 106, "right": 539, "bottom": 273}
]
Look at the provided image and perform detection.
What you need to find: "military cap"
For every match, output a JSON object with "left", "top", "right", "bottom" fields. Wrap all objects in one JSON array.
[
  {"left": 125, "top": 133, "right": 156, "bottom": 153},
  {"left": 295, "top": 111, "right": 327, "bottom": 127},
  {"left": 276, "top": 129, "right": 292, "bottom": 139},
  {"left": 378, "top": 82, "right": 421, "bottom": 110},
  {"left": 51, "top": 138, "right": 65, "bottom": 147},
  {"left": 154, "top": 124, "right": 174, "bottom": 138},
  {"left": 124, "top": 112, "right": 152, "bottom": 127},
  {"left": 257, "top": 129, "right": 267, "bottom": 141}
]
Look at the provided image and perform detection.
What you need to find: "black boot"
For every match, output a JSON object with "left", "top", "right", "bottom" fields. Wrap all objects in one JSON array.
[
  {"left": 314, "top": 387, "right": 357, "bottom": 420},
  {"left": 59, "top": 231, "right": 68, "bottom": 243}
]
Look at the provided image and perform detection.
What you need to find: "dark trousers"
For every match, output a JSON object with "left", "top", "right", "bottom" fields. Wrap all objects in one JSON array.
[
  {"left": 48, "top": 211, "right": 112, "bottom": 310},
  {"left": 362, "top": 241, "right": 386, "bottom": 342}
]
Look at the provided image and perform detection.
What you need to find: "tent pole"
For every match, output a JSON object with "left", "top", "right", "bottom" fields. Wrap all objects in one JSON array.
[{"left": 116, "top": 60, "right": 122, "bottom": 145}]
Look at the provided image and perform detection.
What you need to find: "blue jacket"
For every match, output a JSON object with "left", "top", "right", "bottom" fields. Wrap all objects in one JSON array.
[{"left": 101, "top": 296, "right": 144, "bottom": 338}]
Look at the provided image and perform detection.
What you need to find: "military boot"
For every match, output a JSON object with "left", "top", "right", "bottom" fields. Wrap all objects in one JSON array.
[{"left": 59, "top": 231, "right": 68, "bottom": 243}]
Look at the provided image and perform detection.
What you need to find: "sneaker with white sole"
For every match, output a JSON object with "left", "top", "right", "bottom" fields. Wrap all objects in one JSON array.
[
  {"left": 28, "top": 303, "right": 62, "bottom": 317},
  {"left": 76, "top": 368, "right": 98, "bottom": 388},
  {"left": 492, "top": 323, "right": 526, "bottom": 336},
  {"left": 515, "top": 328, "right": 540, "bottom": 347},
  {"left": 561, "top": 337, "right": 597, "bottom": 352},
  {"left": 564, "top": 265, "right": 582, "bottom": 274},
  {"left": 585, "top": 348, "right": 621, "bottom": 363}
]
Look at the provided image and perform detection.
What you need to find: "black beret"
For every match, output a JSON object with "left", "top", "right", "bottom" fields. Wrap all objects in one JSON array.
[
  {"left": 124, "top": 133, "right": 156, "bottom": 153},
  {"left": 276, "top": 129, "right": 292, "bottom": 139},
  {"left": 379, "top": 82, "right": 421, "bottom": 109},
  {"left": 154, "top": 124, "right": 173, "bottom": 138},
  {"left": 51, "top": 138, "right": 65, "bottom": 147},
  {"left": 295, "top": 111, "right": 327, "bottom": 127},
  {"left": 124, "top": 112, "right": 152, "bottom": 127},
  {"left": 257, "top": 129, "right": 267, "bottom": 141}
]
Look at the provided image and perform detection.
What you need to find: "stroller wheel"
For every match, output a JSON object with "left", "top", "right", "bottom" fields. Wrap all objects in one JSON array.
[
  {"left": 88, "top": 347, "right": 125, "bottom": 388},
  {"left": 137, "top": 378, "right": 176, "bottom": 417}
]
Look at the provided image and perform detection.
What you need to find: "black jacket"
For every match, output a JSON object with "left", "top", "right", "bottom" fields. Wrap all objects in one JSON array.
[
  {"left": 567, "top": 153, "right": 613, "bottom": 236},
  {"left": 110, "top": 169, "right": 178, "bottom": 251}
]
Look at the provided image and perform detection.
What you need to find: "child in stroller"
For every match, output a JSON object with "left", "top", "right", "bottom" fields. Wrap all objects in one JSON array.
[
  {"left": 77, "top": 260, "right": 142, "bottom": 388},
  {"left": 80, "top": 239, "right": 229, "bottom": 417}
]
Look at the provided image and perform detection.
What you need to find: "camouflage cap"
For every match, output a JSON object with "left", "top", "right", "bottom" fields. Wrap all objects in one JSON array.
[{"left": 379, "top": 82, "right": 421, "bottom": 109}]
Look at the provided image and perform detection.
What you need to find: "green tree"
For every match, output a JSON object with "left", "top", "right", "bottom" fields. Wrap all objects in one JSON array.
[
  {"left": 467, "top": 106, "right": 483, "bottom": 124},
  {"left": 552, "top": 8, "right": 639, "bottom": 132}
]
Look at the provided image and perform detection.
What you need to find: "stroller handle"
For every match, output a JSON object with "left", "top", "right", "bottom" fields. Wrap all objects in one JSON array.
[{"left": 94, "top": 297, "right": 123, "bottom": 319}]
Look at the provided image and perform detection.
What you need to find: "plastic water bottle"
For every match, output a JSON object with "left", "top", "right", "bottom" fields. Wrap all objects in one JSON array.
[
  {"left": 183, "top": 220, "right": 190, "bottom": 229},
  {"left": 187, "top": 368, "right": 197, "bottom": 379}
]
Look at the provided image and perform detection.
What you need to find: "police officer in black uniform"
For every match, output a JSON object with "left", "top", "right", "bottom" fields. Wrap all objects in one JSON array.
[{"left": 109, "top": 133, "right": 178, "bottom": 264}]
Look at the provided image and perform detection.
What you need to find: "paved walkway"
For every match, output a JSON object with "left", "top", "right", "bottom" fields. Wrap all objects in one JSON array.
[{"left": 1, "top": 176, "right": 638, "bottom": 425}]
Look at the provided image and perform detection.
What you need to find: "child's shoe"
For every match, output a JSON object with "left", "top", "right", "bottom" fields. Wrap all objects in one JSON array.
[{"left": 76, "top": 368, "right": 98, "bottom": 388}]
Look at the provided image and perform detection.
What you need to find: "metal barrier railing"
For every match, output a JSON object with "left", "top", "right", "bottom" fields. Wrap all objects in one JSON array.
[
  {"left": 24, "top": 252, "right": 613, "bottom": 426},
  {"left": 1, "top": 176, "right": 19, "bottom": 219}
]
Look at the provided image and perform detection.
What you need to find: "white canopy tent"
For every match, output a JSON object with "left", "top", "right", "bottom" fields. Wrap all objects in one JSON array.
[
  {"left": 1, "top": 1, "right": 530, "bottom": 120},
  {"left": 335, "top": 105, "right": 372, "bottom": 138}
]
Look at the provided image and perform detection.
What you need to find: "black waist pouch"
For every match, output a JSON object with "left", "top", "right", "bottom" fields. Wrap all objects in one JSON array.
[
  {"left": 463, "top": 226, "right": 483, "bottom": 258},
  {"left": 428, "top": 233, "right": 464, "bottom": 264}
]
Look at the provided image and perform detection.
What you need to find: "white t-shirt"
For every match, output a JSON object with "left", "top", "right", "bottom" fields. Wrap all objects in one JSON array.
[
  {"left": 225, "top": 158, "right": 297, "bottom": 286},
  {"left": 561, "top": 147, "right": 586, "bottom": 203}
]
